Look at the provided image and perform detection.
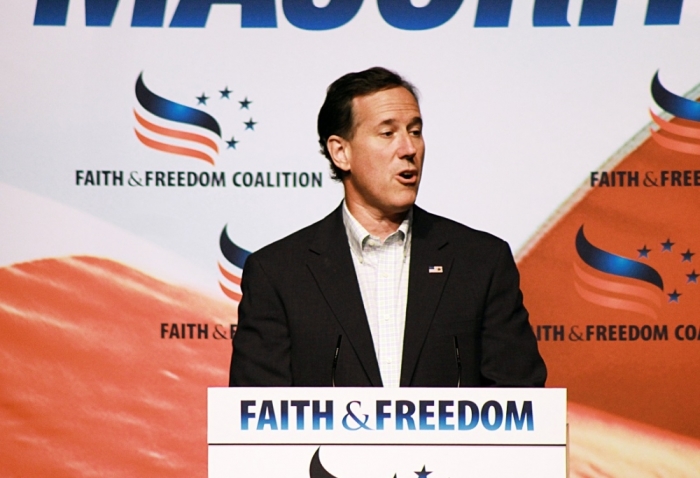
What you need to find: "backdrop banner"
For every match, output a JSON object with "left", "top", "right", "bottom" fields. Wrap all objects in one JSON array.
[{"left": 2, "top": 0, "right": 700, "bottom": 476}]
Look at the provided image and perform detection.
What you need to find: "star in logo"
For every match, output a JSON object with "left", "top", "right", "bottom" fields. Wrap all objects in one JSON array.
[
  {"left": 668, "top": 289, "right": 681, "bottom": 303},
  {"left": 637, "top": 245, "right": 651, "bottom": 258},
  {"left": 661, "top": 238, "right": 675, "bottom": 252},
  {"left": 415, "top": 466, "right": 432, "bottom": 478},
  {"left": 196, "top": 93, "right": 209, "bottom": 105},
  {"left": 239, "top": 97, "right": 252, "bottom": 109},
  {"left": 226, "top": 136, "right": 239, "bottom": 149},
  {"left": 681, "top": 249, "right": 695, "bottom": 262},
  {"left": 687, "top": 270, "right": 699, "bottom": 284},
  {"left": 220, "top": 86, "right": 232, "bottom": 99},
  {"left": 244, "top": 118, "right": 257, "bottom": 130}
]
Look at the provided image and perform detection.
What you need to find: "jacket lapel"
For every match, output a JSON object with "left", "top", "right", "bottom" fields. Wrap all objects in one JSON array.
[
  {"left": 400, "top": 207, "right": 454, "bottom": 386},
  {"left": 305, "top": 206, "right": 383, "bottom": 386}
]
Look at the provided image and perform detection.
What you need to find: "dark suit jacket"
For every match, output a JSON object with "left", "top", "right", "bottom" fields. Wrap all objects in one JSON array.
[{"left": 229, "top": 205, "right": 546, "bottom": 387}]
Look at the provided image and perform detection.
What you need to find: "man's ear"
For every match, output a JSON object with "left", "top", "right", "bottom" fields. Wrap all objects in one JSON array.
[{"left": 327, "top": 135, "right": 351, "bottom": 174}]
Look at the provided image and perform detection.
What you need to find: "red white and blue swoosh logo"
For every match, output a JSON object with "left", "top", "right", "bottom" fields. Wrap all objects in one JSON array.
[
  {"left": 310, "top": 447, "right": 435, "bottom": 478},
  {"left": 650, "top": 71, "right": 700, "bottom": 155},
  {"left": 133, "top": 72, "right": 258, "bottom": 165},
  {"left": 218, "top": 225, "right": 252, "bottom": 303},
  {"left": 573, "top": 225, "right": 697, "bottom": 318}
]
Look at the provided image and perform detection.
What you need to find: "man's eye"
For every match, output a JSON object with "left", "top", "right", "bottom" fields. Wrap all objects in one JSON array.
[
  {"left": 380, "top": 131, "right": 393, "bottom": 137},
  {"left": 410, "top": 129, "right": 422, "bottom": 136}
]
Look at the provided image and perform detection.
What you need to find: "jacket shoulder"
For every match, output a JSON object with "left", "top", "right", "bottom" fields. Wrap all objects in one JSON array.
[{"left": 246, "top": 207, "right": 339, "bottom": 264}]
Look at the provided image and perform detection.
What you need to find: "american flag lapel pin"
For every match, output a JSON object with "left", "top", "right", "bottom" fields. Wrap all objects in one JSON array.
[{"left": 428, "top": 265, "right": 443, "bottom": 274}]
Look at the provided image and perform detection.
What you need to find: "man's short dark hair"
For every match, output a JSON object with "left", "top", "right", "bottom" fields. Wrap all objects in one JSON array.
[{"left": 317, "top": 67, "right": 418, "bottom": 181}]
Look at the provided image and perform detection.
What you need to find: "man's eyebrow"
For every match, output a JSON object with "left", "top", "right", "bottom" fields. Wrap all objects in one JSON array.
[
  {"left": 378, "top": 118, "right": 397, "bottom": 127},
  {"left": 408, "top": 117, "right": 423, "bottom": 128}
]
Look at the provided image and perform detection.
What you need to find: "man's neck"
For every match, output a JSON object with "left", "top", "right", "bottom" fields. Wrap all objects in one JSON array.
[{"left": 344, "top": 198, "right": 410, "bottom": 241}]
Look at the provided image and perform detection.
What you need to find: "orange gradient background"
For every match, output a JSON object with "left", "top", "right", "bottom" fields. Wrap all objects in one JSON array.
[
  {"left": 0, "top": 256, "right": 236, "bottom": 477},
  {"left": 520, "top": 114, "right": 700, "bottom": 475}
]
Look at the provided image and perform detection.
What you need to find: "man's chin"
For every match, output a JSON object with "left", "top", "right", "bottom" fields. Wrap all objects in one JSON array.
[
  {"left": 398, "top": 190, "right": 419, "bottom": 207},
  {"left": 386, "top": 197, "right": 417, "bottom": 216}
]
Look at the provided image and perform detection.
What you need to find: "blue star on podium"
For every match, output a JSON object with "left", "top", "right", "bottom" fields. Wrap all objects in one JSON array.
[
  {"left": 415, "top": 465, "right": 432, "bottom": 477},
  {"left": 196, "top": 93, "right": 209, "bottom": 105}
]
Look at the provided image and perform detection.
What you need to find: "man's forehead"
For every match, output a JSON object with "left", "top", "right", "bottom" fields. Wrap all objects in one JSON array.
[{"left": 352, "top": 87, "right": 421, "bottom": 124}]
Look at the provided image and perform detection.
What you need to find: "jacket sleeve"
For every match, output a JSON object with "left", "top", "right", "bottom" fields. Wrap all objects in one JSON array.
[
  {"left": 229, "top": 254, "right": 293, "bottom": 386},
  {"left": 479, "top": 240, "right": 547, "bottom": 387}
]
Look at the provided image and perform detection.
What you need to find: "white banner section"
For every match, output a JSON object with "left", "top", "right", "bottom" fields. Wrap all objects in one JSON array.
[{"left": 208, "top": 387, "right": 567, "bottom": 477}]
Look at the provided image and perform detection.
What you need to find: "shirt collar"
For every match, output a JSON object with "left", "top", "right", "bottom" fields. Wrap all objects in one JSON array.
[{"left": 342, "top": 201, "right": 412, "bottom": 262}]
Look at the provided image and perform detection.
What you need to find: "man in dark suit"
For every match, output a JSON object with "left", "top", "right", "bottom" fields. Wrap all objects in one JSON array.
[{"left": 229, "top": 67, "right": 545, "bottom": 387}]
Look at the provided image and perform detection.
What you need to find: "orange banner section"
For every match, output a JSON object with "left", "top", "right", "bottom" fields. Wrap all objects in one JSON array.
[
  {"left": 0, "top": 257, "right": 237, "bottom": 477},
  {"left": 519, "top": 111, "right": 700, "bottom": 442}
]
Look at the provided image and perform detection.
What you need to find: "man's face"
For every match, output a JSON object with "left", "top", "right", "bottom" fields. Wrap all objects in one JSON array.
[{"left": 332, "top": 86, "right": 424, "bottom": 217}]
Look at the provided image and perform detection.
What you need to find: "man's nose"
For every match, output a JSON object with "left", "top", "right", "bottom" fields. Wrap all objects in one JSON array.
[{"left": 396, "top": 132, "right": 418, "bottom": 159}]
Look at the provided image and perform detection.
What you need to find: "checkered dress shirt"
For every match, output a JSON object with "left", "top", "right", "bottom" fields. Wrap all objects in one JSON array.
[{"left": 342, "top": 202, "right": 412, "bottom": 388}]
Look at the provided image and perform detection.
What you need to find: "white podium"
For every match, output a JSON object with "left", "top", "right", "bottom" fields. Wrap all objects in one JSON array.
[{"left": 209, "top": 387, "right": 567, "bottom": 477}]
